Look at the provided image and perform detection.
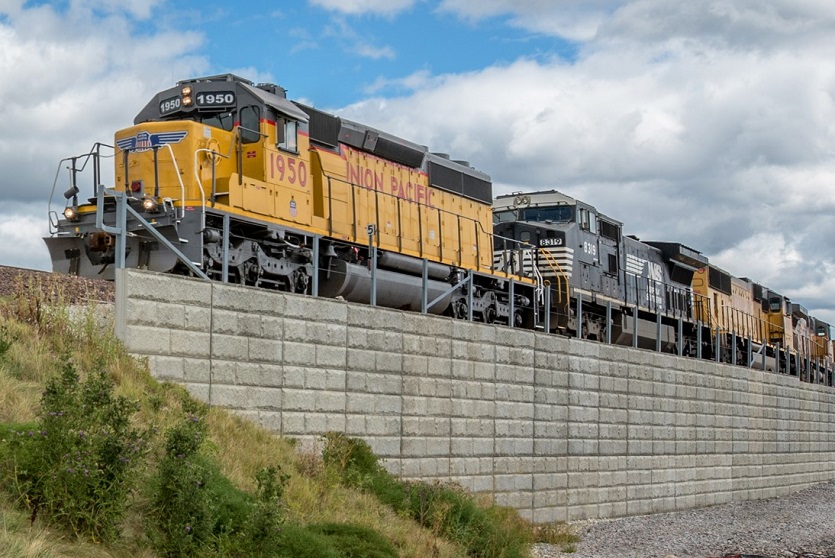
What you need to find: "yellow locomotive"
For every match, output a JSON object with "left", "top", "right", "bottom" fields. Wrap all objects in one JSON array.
[
  {"left": 691, "top": 262, "right": 832, "bottom": 377},
  {"left": 46, "top": 74, "right": 539, "bottom": 324}
]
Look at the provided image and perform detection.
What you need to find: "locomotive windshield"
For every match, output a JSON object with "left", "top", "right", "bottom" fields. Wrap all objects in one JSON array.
[
  {"left": 494, "top": 210, "right": 516, "bottom": 223},
  {"left": 178, "top": 111, "right": 235, "bottom": 131},
  {"left": 493, "top": 205, "right": 574, "bottom": 224},
  {"left": 520, "top": 205, "right": 573, "bottom": 223}
]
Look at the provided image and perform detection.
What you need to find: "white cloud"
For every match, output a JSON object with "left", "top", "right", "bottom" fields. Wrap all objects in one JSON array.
[
  {"left": 438, "top": 0, "right": 620, "bottom": 41},
  {"left": 0, "top": 1, "right": 208, "bottom": 269},
  {"left": 354, "top": 43, "right": 396, "bottom": 60},
  {"left": 336, "top": 0, "right": 835, "bottom": 318},
  {"left": 322, "top": 16, "right": 397, "bottom": 61},
  {"left": 0, "top": 208, "right": 52, "bottom": 272},
  {"left": 310, "top": 0, "right": 416, "bottom": 17}
]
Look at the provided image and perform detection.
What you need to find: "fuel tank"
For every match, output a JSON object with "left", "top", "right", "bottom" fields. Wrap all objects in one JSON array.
[{"left": 318, "top": 259, "right": 454, "bottom": 314}]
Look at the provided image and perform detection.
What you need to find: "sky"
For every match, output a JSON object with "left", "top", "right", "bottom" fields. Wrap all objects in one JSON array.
[{"left": 2, "top": 0, "right": 835, "bottom": 324}]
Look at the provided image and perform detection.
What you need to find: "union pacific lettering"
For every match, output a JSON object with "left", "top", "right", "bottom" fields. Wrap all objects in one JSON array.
[{"left": 346, "top": 161, "right": 435, "bottom": 207}]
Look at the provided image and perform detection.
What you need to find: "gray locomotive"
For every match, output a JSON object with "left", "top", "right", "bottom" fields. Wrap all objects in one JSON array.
[{"left": 493, "top": 190, "right": 708, "bottom": 352}]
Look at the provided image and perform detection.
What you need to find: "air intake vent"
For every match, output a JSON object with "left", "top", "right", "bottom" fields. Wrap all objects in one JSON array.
[
  {"left": 373, "top": 136, "right": 425, "bottom": 168},
  {"left": 296, "top": 104, "right": 340, "bottom": 147},
  {"left": 708, "top": 266, "right": 732, "bottom": 295}
]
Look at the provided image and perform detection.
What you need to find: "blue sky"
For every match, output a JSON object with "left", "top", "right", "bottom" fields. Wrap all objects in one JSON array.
[
  {"left": 149, "top": 1, "right": 579, "bottom": 107},
  {"left": 2, "top": 0, "right": 835, "bottom": 324}
]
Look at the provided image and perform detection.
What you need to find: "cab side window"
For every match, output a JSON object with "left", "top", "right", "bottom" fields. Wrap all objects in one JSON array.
[
  {"left": 278, "top": 118, "right": 298, "bottom": 153},
  {"left": 579, "top": 208, "right": 597, "bottom": 234},
  {"left": 240, "top": 106, "right": 261, "bottom": 144}
]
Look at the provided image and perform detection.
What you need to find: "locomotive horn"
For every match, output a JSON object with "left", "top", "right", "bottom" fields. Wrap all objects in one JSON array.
[{"left": 63, "top": 185, "right": 80, "bottom": 200}]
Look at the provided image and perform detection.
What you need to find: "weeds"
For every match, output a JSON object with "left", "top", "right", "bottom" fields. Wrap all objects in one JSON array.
[
  {"left": 532, "top": 521, "right": 580, "bottom": 553},
  {"left": 5, "top": 359, "right": 148, "bottom": 542},
  {"left": 0, "top": 291, "right": 548, "bottom": 558},
  {"left": 0, "top": 324, "right": 11, "bottom": 357},
  {"left": 322, "top": 432, "right": 532, "bottom": 558}
]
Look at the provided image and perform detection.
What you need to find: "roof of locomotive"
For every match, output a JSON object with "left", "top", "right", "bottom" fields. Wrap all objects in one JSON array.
[
  {"left": 134, "top": 73, "right": 308, "bottom": 124},
  {"left": 493, "top": 189, "right": 623, "bottom": 227},
  {"left": 296, "top": 103, "right": 492, "bottom": 204},
  {"left": 133, "top": 74, "right": 493, "bottom": 204}
]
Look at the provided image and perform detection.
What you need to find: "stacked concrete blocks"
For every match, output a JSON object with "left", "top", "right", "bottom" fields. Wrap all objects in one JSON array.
[{"left": 116, "top": 269, "right": 835, "bottom": 523}]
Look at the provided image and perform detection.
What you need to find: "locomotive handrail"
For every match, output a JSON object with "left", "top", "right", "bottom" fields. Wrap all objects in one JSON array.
[
  {"left": 194, "top": 148, "right": 229, "bottom": 214},
  {"left": 47, "top": 142, "right": 114, "bottom": 235},
  {"left": 233, "top": 126, "right": 268, "bottom": 185},
  {"left": 153, "top": 143, "right": 190, "bottom": 223},
  {"left": 533, "top": 244, "right": 567, "bottom": 305}
]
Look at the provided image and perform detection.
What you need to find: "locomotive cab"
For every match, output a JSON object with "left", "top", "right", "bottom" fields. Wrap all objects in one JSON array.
[{"left": 46, "top": 74, "right": 315, "bottom": 283}]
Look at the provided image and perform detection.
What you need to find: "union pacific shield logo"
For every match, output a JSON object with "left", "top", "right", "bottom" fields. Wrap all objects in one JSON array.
[{"left": 116, "top": 130, "right": 188, "bottom": 153}]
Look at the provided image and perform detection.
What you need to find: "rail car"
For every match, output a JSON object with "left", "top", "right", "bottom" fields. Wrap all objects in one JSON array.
[
  {"left": 45, "top": 74, "right": 541, "bottom": 327},
  {"left": 495, "top": 190, "right": 833, "bottom": 383},
  {"left": 493, "top": 191, "right": 708, "bottom": 351}
]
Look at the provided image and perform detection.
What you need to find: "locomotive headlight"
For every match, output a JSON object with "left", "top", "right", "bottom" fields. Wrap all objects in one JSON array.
[
  {"left": 181, "top": 85, "right": 193, "bottom": 107},
  {"left": 142, "top": 197, "right": 159, "bottom": 213},
  {"left": 63, "top": 206, "right": 79, "bottom": 221}
]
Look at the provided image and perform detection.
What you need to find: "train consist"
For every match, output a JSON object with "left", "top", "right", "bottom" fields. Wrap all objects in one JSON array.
[
  {"left": 45, "top": 73, "right": 833, "bottom": 384},
  {"left": 494, "top": 191, "right": 833, "bottom": 381}
]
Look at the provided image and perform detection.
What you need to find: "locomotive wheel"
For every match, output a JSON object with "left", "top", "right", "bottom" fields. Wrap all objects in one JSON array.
[
  {"left": 483, "top": 306, "right": 496, "bottom": 324},
  {"left": 293, "top": 270, "right": 309, "bottom": 293},
  {"left": 452, "top": 300, "right": 468, "bottom": 319}
]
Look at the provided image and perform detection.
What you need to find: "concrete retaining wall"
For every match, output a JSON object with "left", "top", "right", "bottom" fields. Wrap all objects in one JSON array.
[{"left": 115, "top": 269, "right": 835, "bottom": 522}]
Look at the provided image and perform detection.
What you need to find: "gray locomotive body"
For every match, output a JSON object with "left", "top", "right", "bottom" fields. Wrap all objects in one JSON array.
[{"left": 493, "top": 190, "right": 706, "bottom": 351}]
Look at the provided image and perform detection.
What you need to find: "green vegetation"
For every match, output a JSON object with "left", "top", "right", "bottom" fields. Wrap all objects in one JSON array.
[
  {"left": 322, "top": 432, "right": 533, "bottom": 558},
  {"left": 0, "top": 275, "right": 579, "bottom": 557}
]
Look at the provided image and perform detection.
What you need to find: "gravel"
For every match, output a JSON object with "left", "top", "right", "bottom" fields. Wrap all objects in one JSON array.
[
  {"left": 533, "top": 481, "right": 835, "bottom": 558},
  {"left": 0, "top": 265, "right": 114, "bottom": 305}
]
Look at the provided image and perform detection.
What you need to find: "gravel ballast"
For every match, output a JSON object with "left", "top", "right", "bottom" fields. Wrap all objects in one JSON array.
[{"left": 533, "top": 480, "right": 835, "bottom": 558}]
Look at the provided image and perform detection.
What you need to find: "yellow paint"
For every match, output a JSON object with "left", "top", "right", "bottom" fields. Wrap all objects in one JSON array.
[{"left": 106, "top": 116, "right": 512, "bottom": 281}]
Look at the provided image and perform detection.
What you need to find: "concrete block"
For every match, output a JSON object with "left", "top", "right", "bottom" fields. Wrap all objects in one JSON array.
[
  {"left": 149, "top": 355, "right": 185, "bottom": 382},
  {"left": 283, "top": 341, "right": 317, "bottom": 365},
  {"left": 125, "top": 270, "right": 211, "bottom": 305},
  {"left": 124, "top": 324, "right": 170, "bottom": 355},
  {"left": 246, "top": 337, "right": 281, "bottom": 362},
  {"left": 211, "top": 334, "right": 249, "bottom": 360}
]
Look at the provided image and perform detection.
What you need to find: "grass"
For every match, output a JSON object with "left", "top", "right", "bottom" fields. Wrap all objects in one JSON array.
[{"left": 0, "top": 276, "right": 578, "bottom": 557}]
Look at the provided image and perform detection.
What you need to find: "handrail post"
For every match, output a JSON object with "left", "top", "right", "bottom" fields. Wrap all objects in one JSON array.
[
  {"left": 509, "top": 279, "right": 515, "bottom": 328},
  {"left": 697, "top": 321, "right": 703, "bottom": 359},
  {"left": 656, "top": 312, "right": 662, "bottom": 352},
  {"left": 544, "top": 287, "right": 551, "bottom": 332},
  {"left": 421, "top": 259, "right": 428, "bottom": 314},
  {"left": 222, "top": 213, "right": 230, "bottom": 283}
]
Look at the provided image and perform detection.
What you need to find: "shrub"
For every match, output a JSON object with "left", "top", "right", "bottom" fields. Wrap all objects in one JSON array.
[
  {"left": 5, "top": 359, "right": 148, "bottom": 542},
  {"left": 308, "top": 522, "right": 399, "bottom": 558},
  {"left": 148, "top": 399, "right": 296, "bottom": 557},
  {"left": 148, "top": 405, "right": 220, "bottom": 556},
  {"left": 241, "top": 465, "right": 290, "bottom": 555},
  {"left": 272, "top": 522, "right": 341, "bottom": 558},
  {"left": 323, "top": 432, "right": 532, "bottom": 558}
]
